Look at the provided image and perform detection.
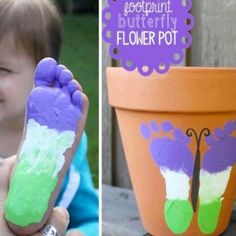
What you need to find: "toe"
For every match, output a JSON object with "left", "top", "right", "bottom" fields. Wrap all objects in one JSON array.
[
  {"left": 68, "top": 79, "right": 83, "bottom": 93},
  {"left": 59, "top": 69, "right": 73, "bottom": 85},
  {"left": 72, "top": 90, "right": 83, "bottom": 108},
  {"left": 34, "top": 57, "right": 57, "bottom": 87},
  {"left": 56, "top": 64, "right": 66, "bottom": 78},
  {"left": 54, "top": 64, "right": 66, "bottom": 87}
]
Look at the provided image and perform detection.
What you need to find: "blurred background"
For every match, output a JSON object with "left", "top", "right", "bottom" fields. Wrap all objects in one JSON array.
[{"left": 56, "top": 0, "right": 98, "bottom": 187}]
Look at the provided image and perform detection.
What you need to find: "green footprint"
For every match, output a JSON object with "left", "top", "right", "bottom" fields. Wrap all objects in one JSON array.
[
  {"left": 165, "top": 199, "right": 193, "bottom": 234},
  {"left": 198, "top": 198, "right": 221, "bottom": 234}
]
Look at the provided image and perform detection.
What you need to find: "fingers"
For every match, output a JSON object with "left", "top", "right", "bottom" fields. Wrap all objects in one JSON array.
[
  {"left": 33, "top": 207, "right": 69, "bottom": 236},
  {"left": 47, "top": 207, "right": 70, "bottom": 235},
  {"left": 0, "top": 155, "right": 16, "bottom": 192}
]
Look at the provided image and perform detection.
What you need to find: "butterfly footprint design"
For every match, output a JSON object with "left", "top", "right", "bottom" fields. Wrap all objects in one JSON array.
[{"left": 141, "top": 120, "right": 236, "bottom": 234}]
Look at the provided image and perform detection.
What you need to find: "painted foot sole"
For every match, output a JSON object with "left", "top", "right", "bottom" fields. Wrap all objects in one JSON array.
[
  {"left": 5, "top": 58, "right": 88, "bottom": 235},
  {"left": 165, "top": 200, "right": 193, "bottom": 234}
]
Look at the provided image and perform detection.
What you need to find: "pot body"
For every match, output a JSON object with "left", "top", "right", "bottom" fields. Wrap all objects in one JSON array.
[{"left": 107, "top": 67, "right": 236, "bottom": 236}]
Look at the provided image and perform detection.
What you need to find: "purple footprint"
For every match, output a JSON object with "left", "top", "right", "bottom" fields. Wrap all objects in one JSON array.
[
  {"left": 141, "top": 121, "right": 194, "bottom": 177},
  {"left": 203, "top": 121, "right": 236, "bottom": 173},
  {"left": 28, "top": 57, "right": 86, "bottom": 132}
]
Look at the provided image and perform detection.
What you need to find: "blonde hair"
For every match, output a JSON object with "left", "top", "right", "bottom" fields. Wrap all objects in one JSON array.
[{"left": 0, "top": 0, "right": 62, "bottom": 63}]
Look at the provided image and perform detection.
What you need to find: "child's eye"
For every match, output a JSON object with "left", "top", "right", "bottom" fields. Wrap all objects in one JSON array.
[{"left": 0, "top": 67, "right": 12, "bottom": 76}]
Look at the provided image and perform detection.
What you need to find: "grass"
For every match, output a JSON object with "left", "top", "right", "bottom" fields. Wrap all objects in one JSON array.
[{"left": 60, "top": 14, "right": 98, "bottom": 187}]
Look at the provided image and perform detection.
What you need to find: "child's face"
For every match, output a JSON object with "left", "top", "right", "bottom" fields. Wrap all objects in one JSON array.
[{"left": 0, "top": 35, "right": 35, "bottom": 127}]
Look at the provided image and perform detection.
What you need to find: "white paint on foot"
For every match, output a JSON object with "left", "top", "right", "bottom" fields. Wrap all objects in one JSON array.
[
  {"left": 160, "top": 168, "right": 190, "bottom": 200},
  {"left": 20, "top": 119, "right": 76, "bottom": 177},
  {"left": 199, "top": 167, "right": 231, "bottom": 204}
]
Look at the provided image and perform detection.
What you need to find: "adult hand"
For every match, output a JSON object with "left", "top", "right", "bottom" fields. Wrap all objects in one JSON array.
[
  {"left": 34, "top": 207, "right": 69, "bottom": 236},
  {"left": 0, "top": 156, "right": 70, "bottom": 236}
]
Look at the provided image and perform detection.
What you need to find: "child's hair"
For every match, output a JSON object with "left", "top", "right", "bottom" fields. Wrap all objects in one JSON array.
[{"left": 0, "top": 0, "right": 62, "bottom": 63}]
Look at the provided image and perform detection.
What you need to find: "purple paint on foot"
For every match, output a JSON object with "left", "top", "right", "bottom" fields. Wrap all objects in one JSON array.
[
  {"left": 59, "top": 69, "right": 73, "bottom": 85},
  {"left": 27, "top": 58, "right": 83, "bottom": 132},
  {"left": 34, "top": 58, "right": 57, "bottom": 87},
  {"left": 68, "top": 80, "right": 79, "bottom": 94},
  {"left": 56, "top": 64, "right": 66, "bottom": 78},
  {"left": 54, "top": 65, "right": 66, "bottom": 87},
  {"left": 72, "top": 90, "right": 83, "bottom": 107}
]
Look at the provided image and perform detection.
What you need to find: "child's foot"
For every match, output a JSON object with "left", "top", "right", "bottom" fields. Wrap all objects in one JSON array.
[
  {"left": 4, "top": 58, "right": 88, "bottom": 235},
  {"left": 141, "top": 121, "right": 194, "bottom": 234},
  {"left": 199, "top": 121, "right": 236, "bottom": 234}
]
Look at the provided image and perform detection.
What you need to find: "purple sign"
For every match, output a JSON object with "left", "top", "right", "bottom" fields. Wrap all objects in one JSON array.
[{"left": 102, "top": 0, "right": 195, "bottom": 76}]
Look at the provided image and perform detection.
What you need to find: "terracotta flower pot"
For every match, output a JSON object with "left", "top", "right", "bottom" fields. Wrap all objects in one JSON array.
[{"left": 106, "top": 67, "right": 236, "bottom": 236}]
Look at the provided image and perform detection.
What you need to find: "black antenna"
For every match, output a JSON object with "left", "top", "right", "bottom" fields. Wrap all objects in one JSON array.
[{"left": 186, "top": 128, "right": 210, "bottom": 212}]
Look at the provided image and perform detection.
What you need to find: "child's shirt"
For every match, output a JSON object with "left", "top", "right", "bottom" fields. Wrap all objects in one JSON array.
[{"left": 55, "top": 132, "right": 98, "bottom": 235}]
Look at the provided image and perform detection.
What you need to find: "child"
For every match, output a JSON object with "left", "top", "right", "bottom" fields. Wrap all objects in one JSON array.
[{"left": 0, "top": 0, "right": 98, "bottom": 235}]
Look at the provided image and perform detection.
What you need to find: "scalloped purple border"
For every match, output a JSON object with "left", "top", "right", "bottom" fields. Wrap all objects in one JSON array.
[{"left": 102, "top": 0, "right": 195, "bottom": 76}]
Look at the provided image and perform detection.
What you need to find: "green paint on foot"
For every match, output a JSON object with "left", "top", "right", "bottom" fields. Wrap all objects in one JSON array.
[
  {"left": 198, "top": 198, "right": 221, "bottom": 234},
  {"left": 5, "top": 119, "right": 75, "bottom": 227},
  {"left": 165, "top": 199, "right": 193, "bottom": 234},
  {"left": 5, "top": 168, "right": 57, "bottom": 226}
]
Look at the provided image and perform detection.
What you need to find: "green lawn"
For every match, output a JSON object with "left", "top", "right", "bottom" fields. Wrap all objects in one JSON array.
[{"left": 60, "top": 14, "right": 98, "bottom": 187}]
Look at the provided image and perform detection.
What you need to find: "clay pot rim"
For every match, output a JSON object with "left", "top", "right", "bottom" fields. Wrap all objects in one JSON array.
[
  {"left": 107, "top": 66, "right": 236, "bottom": 74},
  {"left": 107, "top": 66, "right": 236, "bottom": 70},
  {"left": 106, "top": 67, "right": 236, "bottom": 113}
]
